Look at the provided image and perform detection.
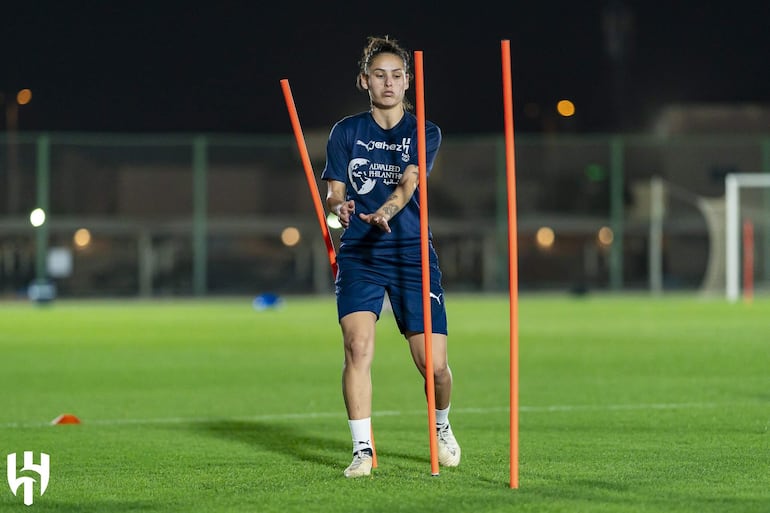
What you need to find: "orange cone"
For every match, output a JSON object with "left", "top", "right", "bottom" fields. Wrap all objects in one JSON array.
[{"left": 51, "top": 414, "right": 81, "bottom": 425}]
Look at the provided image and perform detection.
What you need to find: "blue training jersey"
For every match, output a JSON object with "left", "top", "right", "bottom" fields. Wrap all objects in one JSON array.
[{"left": 321, "top": 111, "right": 442, "bottom": 252}]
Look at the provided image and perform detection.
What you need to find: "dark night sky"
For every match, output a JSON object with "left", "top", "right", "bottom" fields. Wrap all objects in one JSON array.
[{"left": 2, "top": 1, "right": 769, "bottom": 136}]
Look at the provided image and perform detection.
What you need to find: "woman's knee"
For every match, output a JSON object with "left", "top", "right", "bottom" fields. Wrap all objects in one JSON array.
[
  {"left": 433, "top": 361, "right": 451, "bottom": 380},
  {"left": 344, "top": 335, "right": 374, "bottom": 362}
]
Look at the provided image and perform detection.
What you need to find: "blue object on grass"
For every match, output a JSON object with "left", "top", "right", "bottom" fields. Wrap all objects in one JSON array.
[
  {"left": 28, "top": 280, "right": 57, "bottom": 304},
  {"left": 252, "top": 293, "right": 284, "bottom": 311}
]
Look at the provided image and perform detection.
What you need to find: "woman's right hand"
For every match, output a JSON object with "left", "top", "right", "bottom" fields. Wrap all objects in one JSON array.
[{"left": 335, "top": 200, "right": 356, "bottom": 228}]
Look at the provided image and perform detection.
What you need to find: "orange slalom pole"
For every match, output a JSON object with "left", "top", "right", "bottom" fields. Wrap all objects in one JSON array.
[
  {"left": 743, "top": 219, "right": 754, "bottom": 304},
  {"left": 501, "top": 39, "right": 520, "bottom": 490},
  {"left": 280, "top": 78, "right": 377, "bottom": 469},
  {"left": 280, "top": 79, "right": 338, "bottom": 278},
  {"left": 414, "top": 50, "right": 440, "bottom": 477}
]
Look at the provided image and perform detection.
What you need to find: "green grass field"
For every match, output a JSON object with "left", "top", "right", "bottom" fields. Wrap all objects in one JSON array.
[{"left": 0, "top": 294, "right": 768, "bottom": 512}]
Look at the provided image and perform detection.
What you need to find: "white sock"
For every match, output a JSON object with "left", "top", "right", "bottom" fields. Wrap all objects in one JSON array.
[
  {"left": 349, "top": 418, "right": 372, "bottom": 452},
  {"left": 435, "top": 405, "right": 450, "bottom": 427}
]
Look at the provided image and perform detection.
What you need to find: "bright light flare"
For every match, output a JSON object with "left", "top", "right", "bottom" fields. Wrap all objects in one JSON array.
[
  {"left": 17, "top": 89, "right": 32, "bottom": 105},
  {"left": 281, "top": 227, "right": 301, "bottom": 247},
  {"left": 29, "top": 208, "right": 46, "bottom": 227},
  {"left": 598, "top": 226, "right": 614, "bottom": 247},
  {"left": 557, "top": 99, "right": 575, "bottom": 117},
  {"left": 73, "top": 228, "right": 92, "bottom": 248},
  {"left": 535, "top": 226, "right": 555, "bottom": 250}
]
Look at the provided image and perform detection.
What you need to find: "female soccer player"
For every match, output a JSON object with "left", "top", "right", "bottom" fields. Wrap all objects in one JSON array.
[{"left": 321, "top": 35, "right": 460, "bottom": 478}]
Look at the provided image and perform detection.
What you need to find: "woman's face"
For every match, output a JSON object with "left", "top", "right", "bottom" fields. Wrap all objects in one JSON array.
[{"left": 362, "top": 52, "right": 408, "bottom": 110}]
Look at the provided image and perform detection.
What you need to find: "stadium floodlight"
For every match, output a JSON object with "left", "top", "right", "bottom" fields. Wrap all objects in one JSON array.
[{"left": 725, "top": 173, "right": 770, "bottom": 302}]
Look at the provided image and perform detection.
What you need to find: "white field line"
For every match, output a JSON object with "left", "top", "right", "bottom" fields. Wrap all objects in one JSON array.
[{"left": 0, "top": 402, "right": 718, "bottom": 429}]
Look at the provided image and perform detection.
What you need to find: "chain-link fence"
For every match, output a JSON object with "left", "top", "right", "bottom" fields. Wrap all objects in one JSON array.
[{"left": 1, "top": 132, "right": 768, "bottom": 298}]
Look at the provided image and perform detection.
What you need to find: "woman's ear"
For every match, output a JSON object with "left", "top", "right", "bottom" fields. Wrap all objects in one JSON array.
[{"left": 359, "top": 74, "right": 368, "bottom": 90}]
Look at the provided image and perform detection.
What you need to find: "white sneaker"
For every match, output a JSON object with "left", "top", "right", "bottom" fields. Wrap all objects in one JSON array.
[
  {"left": 343, "top": 449, "right": 373, "bottom": 478},
  {"left": 437, "top": 424, "right": 461, "bottom": 467}
]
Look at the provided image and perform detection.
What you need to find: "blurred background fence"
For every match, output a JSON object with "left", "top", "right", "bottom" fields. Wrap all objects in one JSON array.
[{"left": 1, "top": 131, "right": 768, "bottom": 298}]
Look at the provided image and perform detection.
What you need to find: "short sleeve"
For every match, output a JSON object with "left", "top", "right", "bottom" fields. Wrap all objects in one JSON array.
[{"left": 321, "top": 122, "right": 349, "bottom": 182}]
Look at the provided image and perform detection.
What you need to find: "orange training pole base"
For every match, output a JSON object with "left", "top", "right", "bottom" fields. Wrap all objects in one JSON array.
[
  {"left": 414, "top": 50, "right": 440, "bottom": 477},
  {"left": 501, "top": 39, "right": 520, "bottom": 490}
]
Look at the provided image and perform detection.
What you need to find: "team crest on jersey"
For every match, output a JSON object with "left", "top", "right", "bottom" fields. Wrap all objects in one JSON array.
[
  {"left": 348, "top": 157, "right": 405, "bottom": 194},
  {"left": 348, "top": 158, "right": 376, "bottom": 195},
  {"left": 349, "top": 136, "right": 413, "bottom": 194}
]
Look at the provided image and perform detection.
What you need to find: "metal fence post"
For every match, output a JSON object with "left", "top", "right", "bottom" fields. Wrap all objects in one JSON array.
[
  {"left": 34, "top": 134, "right": 50, "bottom": 286},
  {"left": 762, "top": 137, "right": 770, "bottom": 283},
  {"left": 192, "top": 135, "right": 208, "bottom": 296},
  {"left": 609, "top": 136, "right": 624, "bottom": 291}
]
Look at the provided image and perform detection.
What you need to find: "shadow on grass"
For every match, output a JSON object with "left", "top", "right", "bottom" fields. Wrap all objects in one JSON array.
[
  {"left": 191, "top": 420, "right": 342, "bottom": 468},
  {"left": 373, "top": 446, "right": 436, "bottom": 467},
  {"left": 190, "top": 420, "right": 452, "bottom": 479},
  {"left": 188, "top": 420, "right": 509, "bottom": 487}
]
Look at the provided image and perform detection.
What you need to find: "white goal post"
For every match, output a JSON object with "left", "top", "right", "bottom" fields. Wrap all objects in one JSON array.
[{"left": 725, "top": 173, "right": 770, "bottom": 302}]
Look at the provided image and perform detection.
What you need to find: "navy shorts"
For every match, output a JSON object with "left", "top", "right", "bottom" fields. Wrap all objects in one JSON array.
[{"left": 335, "top": 246, "right": 448, "bottom": 335}]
